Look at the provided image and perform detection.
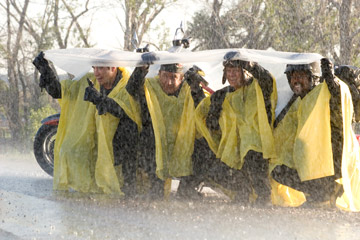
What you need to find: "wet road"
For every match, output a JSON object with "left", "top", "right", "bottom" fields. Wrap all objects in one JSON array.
[{"left": 1, "top": 152, "right": 360, "bottom": 240}]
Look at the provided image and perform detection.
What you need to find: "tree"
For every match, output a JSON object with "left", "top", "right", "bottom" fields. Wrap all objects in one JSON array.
[
  {"left": 53, "top": 0, "right": 93, "bottom": 49},
  {"left": 187, "top": 0, "right": 230, "bottom": 50},
  {"left": 188, "top": 0, "right": 360, "bottom": 65},
  {"left": 329, "top": 0, "right": 360, "bottom": 65},
  {"left": 2, "top": 0, "right": 30, "bottom": 144},
  {"left": 0, "top": 0, "right": 95, "bottom": 148},
  {"left": 188, "top": 0, "right": 276, "bottom": 50},
  {"left": 116, "top": 0, "right": 178, "bottom": 50}
]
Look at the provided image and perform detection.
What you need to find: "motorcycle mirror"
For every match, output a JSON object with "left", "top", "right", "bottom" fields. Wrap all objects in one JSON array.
[
  {"left": 173, "top": 21, "right": 184, "bottom": 41},
  {"left": 172, "top": 22, "right": 191, "bottom": 49},
  {"left": 136, "top": 44, "right": 150, "bottom": 53}
]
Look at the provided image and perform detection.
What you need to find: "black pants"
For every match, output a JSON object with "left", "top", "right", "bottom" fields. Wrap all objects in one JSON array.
[
  {"left": 242, "top": 151, "right": 271, "bottom": 201},
  {"left": 271, "top": 165, "right": 338, "bottom": 202},
  {"left": 113, "top": 116, "right": 138, "bottom": 196},
  {"left": 207, "top": 150, "right": 271, "bottom": 202},
  {"left": 137, "top": 122, "right": 165, "bottom": 197},
  {"left": 176, "top": 138, "right": 213, "bottom": 196}
]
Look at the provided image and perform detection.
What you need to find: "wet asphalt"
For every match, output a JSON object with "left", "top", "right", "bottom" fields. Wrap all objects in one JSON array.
[{"left": 1, "top": 152, "right": 360, "bottom": 240}]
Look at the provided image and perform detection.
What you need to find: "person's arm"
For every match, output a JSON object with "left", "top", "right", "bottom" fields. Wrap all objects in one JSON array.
[
  {"left": 241, "top": 61, "right": 274, "bottom": 124},
  {"left": 32, "top": 52, "right": 61, "bottom": 99},
  {"left": 321, "top": 58, "right": 340, "bottom": 96},
  {"left": 126, "top": 51, "right": 157, "bottom": 99},
  {"left": 191, "top": 87, "right": 206, "bottom": 107},
  {"left": 84, "top": 79, "right": 126, "bottom": 117},
  {"left": 273, "top": 94, "right": 298, "bottom": 128},
  {"left": 206, "top": 86, "right": 233, "bottom": 131},
  {"left": 125, "top": 66, "right": 149, "bottom": 100},
  {"left": 99, "top": 97, "right": 126, "bottom": 118},
  {"left": 242, "top": 61, "right": 273, "bottom": 98}
]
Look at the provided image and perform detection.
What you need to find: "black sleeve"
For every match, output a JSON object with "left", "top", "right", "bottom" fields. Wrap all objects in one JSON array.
[
  {"left": 324, "top": 76, "right": 341, "bottom": 97},
  {"left": 244, "top": 62, "right": 274, "bottom": 124},
  {"left": 43, "top": 76, "right": 62, "bottom": 99},
  {"left": 126, "top": 66, "right": 149, "bottom": 100},
  {"left": 321, "top": 58, "right": 341, "bottom": 97},
  {"left": 244, "top": 62, "right": 273, "bottom": 101},
  {"left": 273, "top": 94, "right": 298, "bottom": 128},
  {"left": 209, "top": 86, "right": 233, "bottom": 115},
  {"left": 334, "top": 66, "right": 360, "bottom": 102},
  {"left": 206, "top": 86, "right": 233, "bottom": 131},
  {"left": 191, "top": 87, "right": 206, "bottom": 107},
  {"left": 101, "top": 97, "right": 126, "bottom": 118}
]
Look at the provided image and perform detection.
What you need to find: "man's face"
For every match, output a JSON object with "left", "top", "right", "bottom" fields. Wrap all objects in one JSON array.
[
  {"left": 92, "top": 66, "right": 117, "bottom": 89},
  {"left": 159, "top": 70, "right": 183, "bottom": 94},
  {"left": 225, "top": 67, "right": 244, "bottom": 89},
  {"left": 290, "top": 71, "right": 312, "bottom": 97}
]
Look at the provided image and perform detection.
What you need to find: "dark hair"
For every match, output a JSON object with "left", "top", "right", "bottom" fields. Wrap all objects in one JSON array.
[
  {"left": 284, "top": 64, "right": 314, "bottom": 83},
  {"left": 159, "top": 63, "right": 183, "bottom": 73}
]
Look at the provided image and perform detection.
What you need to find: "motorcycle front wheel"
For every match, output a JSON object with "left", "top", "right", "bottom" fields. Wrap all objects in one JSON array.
[{"left": 33, "top": 124, "right": 57, "bottom": 176}]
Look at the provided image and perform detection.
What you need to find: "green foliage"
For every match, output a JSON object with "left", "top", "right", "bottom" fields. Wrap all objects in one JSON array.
[
  {"left": 188, "top": 0, "right": 360, "bottom": 66},
  {"left": 149, "top": 21, "right": 171, "bottom": 50},
  {"left": 26, "top": 105, "right": 57, "bottom": 142},
  {"left": 188, "top": 11, "right": 232, "bottom": 50},
  {"left": 0, "top": 80, "right": 8, "bottom": 108}
]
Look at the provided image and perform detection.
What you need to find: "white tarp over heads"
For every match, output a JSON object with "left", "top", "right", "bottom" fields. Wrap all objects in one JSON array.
[{"left": 44, "top": 48, "right": 323, "bottom": 115}]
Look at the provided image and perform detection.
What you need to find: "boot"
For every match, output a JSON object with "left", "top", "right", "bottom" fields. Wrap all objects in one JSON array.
[
  {"left": 148, "top": 175, "right": 164, "bottom": 200},
  {"left": 176, "top": 176, "right": 203, "bottom": 200}
]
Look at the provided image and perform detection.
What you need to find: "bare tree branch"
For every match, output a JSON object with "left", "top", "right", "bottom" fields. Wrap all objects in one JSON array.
[{"left": 61, "top": 0, "right": 91, "bottom": 47}]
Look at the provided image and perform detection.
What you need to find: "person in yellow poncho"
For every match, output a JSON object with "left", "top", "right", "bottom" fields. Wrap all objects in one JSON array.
[
  {"left": 32, "top": 52, "right": 137, "bottom": 196},
  {"left": 196, "top": 51, "right": 277, "bottom": 204},
  {"left": 125, "top": 62, "right": 208, "bottom": 199},
  {"left": 271, "top": 58, "right": 360, "bottom": 209}
]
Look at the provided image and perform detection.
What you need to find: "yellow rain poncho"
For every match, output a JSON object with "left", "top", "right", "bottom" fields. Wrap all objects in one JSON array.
[
  {"left": 117, "top": 77, "right": 196, "bottom": 180},
  {"left": 53, "top": 67, "right": 130, "bottom": 194},
  {"left": 271, "top": 80, "right": 360, "bottom": 211},
  {"left": 196, "top": 78, "right": 277, "bottom": 169},
  {"left": 144, "top": 78, "right": 195, "bottom": 180},
  {"left": 336, "top": 80, "right": 360, "bottom": 211},
  {"left": 273, "top": 82, "right": 334, "bottom": 180}
]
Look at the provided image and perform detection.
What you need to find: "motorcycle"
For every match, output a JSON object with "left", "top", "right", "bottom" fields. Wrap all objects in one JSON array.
[{"left": 33, "top": 113, "right": 59, "bottom": 176}]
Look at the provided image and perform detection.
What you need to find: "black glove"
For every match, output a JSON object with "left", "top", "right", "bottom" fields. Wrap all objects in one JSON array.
[
  {"left": 184, "top": 65, "right": 209, "bottom": 91},
  {"left": 33, "top": 51, "right": 49, "bottom": 75},
  {"left": 141, "top": 52, "right": 158, "bottom": 65},
  {"left": 84, "top": 79, "right": 109, "bottom": 115},
  {"left": 84, "top": 78, "right": 104, "bottom": 104},
  {"left": 224, "top": 51, "right": 240, "bottom": 61},
  {"left": 32, "top": 51, "right": 57, "bottom": 88}
]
